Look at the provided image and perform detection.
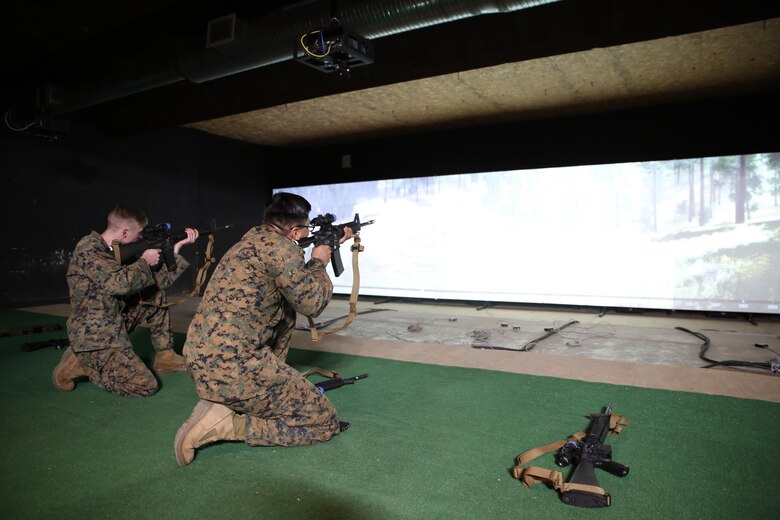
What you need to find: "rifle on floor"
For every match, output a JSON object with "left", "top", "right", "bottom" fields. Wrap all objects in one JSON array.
[
  {"left": 513, "top": 405, "right": 631, "bottom": 507},
  {"left": 315, "top": 373, "right": 368, "bottom": 393},
  {"left": 0, "top": 323, "right": 63, "bottom": 338},
  {"left": 21, "top": 338, "right": 70, "bottom": 352},
  {"left": 301, "top": 367, "right": 369, "bottom": 393}
]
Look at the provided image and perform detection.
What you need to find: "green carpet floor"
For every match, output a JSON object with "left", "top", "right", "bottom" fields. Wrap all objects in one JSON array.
[{"left": 0, "top": 309, "right": 778, "bottom": 519}]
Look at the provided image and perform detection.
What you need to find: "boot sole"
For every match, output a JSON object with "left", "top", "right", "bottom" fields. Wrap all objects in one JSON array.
[
  {"left": 174, "top": 400, "right": 214, "bottom": 466},
  {"left": 154, "top": 366, "right": 186, "bottom": 375}
]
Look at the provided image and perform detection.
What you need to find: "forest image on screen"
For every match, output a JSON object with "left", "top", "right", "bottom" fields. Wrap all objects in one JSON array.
[{"left": 278, "top": 153, "right": 780, "bottom": 314}]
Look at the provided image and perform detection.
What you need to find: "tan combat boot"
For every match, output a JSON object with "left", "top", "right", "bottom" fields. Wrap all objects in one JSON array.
[
  {"left": 52, "top": 347, "right": 90, "bottom": 391},
  {"left": 174, "top": 399, "right": 245, "bottom": 466},
  {"left": 153, "top": 349, "right": 187, "bottom": 374}
]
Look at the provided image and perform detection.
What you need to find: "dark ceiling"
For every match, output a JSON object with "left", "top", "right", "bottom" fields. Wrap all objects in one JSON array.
[
  {"left": 2, "top": 0, "right": 779, "bottom": 147},
  {"left": 2, "top": 1, "right": 293, "bottom": 74}
]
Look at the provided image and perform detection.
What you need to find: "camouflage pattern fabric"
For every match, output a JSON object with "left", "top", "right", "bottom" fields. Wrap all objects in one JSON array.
[
  {"left": 65, "top": 231, "right": 189, "bottom": 396},
  {"left": 73, "top": 344, "right": 159, "bottom": 397},
  {"left": 184, "top": 225, "right": 340, "bottom": 446}
]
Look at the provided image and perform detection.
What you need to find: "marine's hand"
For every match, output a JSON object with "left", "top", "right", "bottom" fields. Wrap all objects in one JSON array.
[
  {"left": 173, "top": 227, "right": 199, "bottom": 255},
  {"left": 142, "top": 248, "right": 161, "bottom": 266},
  {"left": 339, "top": 226, "right": 354, "bottom": 244},
  {"left": 311, "top": 244, "right": 332, "bottom": 265}
]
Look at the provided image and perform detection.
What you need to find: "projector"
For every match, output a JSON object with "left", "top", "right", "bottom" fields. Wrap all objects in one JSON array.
[{"left": 295, "top": 24, "right": 374, "bottom": 76}]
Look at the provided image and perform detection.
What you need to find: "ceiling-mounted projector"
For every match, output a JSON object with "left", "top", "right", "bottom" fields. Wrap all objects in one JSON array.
[{"left": 295, "top": 22, "right": 373, "bottom": 77}]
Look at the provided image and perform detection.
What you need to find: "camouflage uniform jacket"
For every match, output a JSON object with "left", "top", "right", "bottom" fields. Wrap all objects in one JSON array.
[
  {"left": 66, "top": 231, "right": 189, "bottom": 352},
  {"left": 184, "top": 224, "right": 333, "bottom": 402}
]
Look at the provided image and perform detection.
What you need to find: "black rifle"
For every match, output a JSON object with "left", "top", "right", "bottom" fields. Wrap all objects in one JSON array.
[
  {"left": 0, "top": 323, "right": 63, "bottom": 338},
  {"left": 297, "top": 213, "right": 374, "bottom": 276},
  {"left": 554, "top": 405, "right": 629, "bottom": 508},
  {"left": 315, "top": 373, "right": 368, "bottom": 392},
  {"left": 21, "top": 338, "right": 70, "bottom": 352},
  {"left": 116, "top": 222, "right": 233, "bottom": 271}
]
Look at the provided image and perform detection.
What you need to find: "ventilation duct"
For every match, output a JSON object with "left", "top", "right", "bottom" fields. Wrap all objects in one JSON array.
[{"left": 44, "top": 0, "right": 560, "bottom": 115}]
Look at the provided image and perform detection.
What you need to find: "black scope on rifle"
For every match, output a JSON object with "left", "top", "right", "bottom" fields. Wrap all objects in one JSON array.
[
  {"left": 296, "top": 213, "right": 374, "bottom": 277},
  {"left": 310, "top": 213, "right": 336, "bottom": 227}
]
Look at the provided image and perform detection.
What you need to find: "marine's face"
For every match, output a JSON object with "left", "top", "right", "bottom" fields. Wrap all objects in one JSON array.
[{"left": 288, "top": 220, "right": 311, "bottom": 242}]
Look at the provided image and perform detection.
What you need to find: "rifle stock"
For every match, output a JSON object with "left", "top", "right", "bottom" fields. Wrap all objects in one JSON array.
[
  {"left": 555, "top": 405, "right": 629, "bottom": 508},
  {"left": 561, "top": 460, "right": 610, "bottom": 507}
]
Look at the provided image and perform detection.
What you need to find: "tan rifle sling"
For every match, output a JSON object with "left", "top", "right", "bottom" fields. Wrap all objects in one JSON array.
[
  {"left": 300, "top": 367, "right": 340, "bottom": 379},
  {"left": 307, "top": 235, "right": 364, "bottom": 342},
  {"left": 112, "top": 239, "right": 122, "bottom": 264}
]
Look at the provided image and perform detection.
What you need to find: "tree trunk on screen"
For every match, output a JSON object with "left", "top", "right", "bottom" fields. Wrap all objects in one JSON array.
[
  {"left": 688, "top": 163, "right": 695, "bottom": 222},
  {"left": 699, "top": 158, "right": 706, "bottom": 226},
  {"left": 735, "top": 155, "right": 746, "bottom": 224}
]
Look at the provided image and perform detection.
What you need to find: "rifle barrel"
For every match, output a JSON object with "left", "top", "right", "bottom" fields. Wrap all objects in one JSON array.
[{"left": 197, "top": 224, "right": 233, "bottom": 234}]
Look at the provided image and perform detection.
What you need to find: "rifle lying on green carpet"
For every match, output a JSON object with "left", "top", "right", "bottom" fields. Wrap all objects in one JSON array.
[
  {"left": 0, "top": 323, "right": 63, "bottom": 338},
  {"left": 301, "top": 367, "right": 369, "bottom": 393},
  {"left": 21, "top": 338, "right": 69, "bottom": 352},
  {"left": 512, "top": 405, "right": 631, "bottom": 507},
  {"left": 315, "top": 373, "right": 368, "bottom": 393}
]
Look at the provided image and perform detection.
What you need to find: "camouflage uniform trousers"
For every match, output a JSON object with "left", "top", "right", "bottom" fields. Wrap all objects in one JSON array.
[
  {"left": 74, "top": 288, "right": 175, "bottom": 397},
  {"left": 206, "top": 347, "right": 340, "bottom": 446}
]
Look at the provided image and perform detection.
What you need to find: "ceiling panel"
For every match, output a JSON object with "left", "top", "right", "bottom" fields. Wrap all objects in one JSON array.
[
  {"left": 187, "top": 19, "right": 780, "bottom": 146},
  {"left": 2, "top": 1, "right": 779, "bottom": 148}
]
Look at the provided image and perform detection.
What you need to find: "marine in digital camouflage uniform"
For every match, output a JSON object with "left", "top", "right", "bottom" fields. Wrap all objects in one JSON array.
[
  {"left": 52, "top": 204, "right": 199, "bottom": 397},
  {"left": 175, "top": 192, "right": 353, "bottom": 466}
]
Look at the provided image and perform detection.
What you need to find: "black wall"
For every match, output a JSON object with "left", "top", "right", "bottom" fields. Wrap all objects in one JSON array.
[
  {"left": 1, "top": 121, "right": 278, "bottom": 306},
  {"left": 280, "top": 91, "right": 780, "bottom": 187},
  {"left": 3, "top": 88, "right": 778, "bottom": 306}
]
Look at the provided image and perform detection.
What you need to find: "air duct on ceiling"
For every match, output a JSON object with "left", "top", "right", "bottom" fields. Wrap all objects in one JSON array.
[{"left": 44, "top": 0, "right": 560, "bottom": 115}]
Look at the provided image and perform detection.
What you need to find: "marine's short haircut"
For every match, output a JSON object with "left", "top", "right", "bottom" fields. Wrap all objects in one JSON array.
[
  {"left": 263, "top": 192, "right": 311, "bottom": 230},
  {"left": 107, "top": 204, "right": 148, "bottom": 229}
]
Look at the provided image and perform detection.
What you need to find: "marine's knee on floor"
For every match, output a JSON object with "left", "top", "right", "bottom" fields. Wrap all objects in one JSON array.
[{"left": 105, "top": 377, "right": 159, "bottom": 397}]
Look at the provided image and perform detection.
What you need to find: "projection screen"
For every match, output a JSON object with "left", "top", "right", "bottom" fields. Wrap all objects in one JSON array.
[{"left": 277, "top": 153, "right": 780, "bottom": 314}]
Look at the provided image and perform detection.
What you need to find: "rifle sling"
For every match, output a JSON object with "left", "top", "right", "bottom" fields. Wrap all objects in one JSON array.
[
  {"left": 300, "top": 367, "right": 340, "bottom": 379},
  {"left": 112, "top": 239, "right": 122, "bottom": 264},
  {"left": 186, "top": 234, "right": 217, "bottom": 300},
  {"left": 516, "top": 466, "right": 608, "bottom": 499},
  {"left": 142, "top": 234, "right": 217, "bottom": 309},
  {"left": 512, "top": 413, "right": 630, "bottom": 500},
  {"left": 307, "top": 235, "right": 364, "bottom": 342}
]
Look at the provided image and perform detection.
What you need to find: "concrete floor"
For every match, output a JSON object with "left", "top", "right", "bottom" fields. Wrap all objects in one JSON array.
[
  {"left": 23, "top": 295, "right": 780, "bottom": 403},
  {"left": 302, "top": 298, "right": 780, "bottom": 367}
]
